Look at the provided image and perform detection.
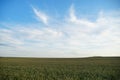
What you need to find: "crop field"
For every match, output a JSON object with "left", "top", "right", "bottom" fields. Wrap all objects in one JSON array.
[{"left": 0, "top": 57, "right": 120, "bottom": 80}]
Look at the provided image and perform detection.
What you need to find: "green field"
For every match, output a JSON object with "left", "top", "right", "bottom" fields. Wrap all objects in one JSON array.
[{"left": 0, "top": 57, "right": 120, "bottom": 80}]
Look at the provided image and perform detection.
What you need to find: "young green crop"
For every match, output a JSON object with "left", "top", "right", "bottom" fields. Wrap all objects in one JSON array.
[{"left": 0, "top": 57, "right": 120, "bottom": 80}]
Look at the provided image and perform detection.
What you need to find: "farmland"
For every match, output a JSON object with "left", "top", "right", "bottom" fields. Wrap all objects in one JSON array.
[{"left": 0, "top": 57, "right": 120, "bottom": 80}]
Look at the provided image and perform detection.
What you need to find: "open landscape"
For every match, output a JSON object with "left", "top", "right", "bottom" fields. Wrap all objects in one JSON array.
[
  {"left": 0, "top": 57, "right": 120, "bottom": 80},
  {"left": 0, "top": 0, "right": 120, "bottom": 80}
]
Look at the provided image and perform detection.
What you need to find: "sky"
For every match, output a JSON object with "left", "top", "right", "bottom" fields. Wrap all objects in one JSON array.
[{"left": 0, "top": 0, "right": 120, "bottom": 57}]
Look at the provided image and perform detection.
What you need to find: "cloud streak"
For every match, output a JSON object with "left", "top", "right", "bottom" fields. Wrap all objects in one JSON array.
[
  {"left": 0, "top": 5, "right": 120, "bottom": 57},
  {"left": 32, "top": 7, "right": 49, "bottom": 25}
]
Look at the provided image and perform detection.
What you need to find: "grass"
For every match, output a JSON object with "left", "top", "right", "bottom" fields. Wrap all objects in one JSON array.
[{"left": 0, "top": 57, "right": 120, "bottom": 80}]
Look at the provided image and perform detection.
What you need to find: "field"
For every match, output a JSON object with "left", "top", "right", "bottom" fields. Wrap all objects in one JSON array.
[{"left": 0, "top": 57, "right": 120, "bottom": 80}]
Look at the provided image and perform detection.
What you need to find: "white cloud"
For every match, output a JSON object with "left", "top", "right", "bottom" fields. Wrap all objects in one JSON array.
[
  {"left": 69, "top": 4, "right": 77, "bottom": 23},
  {"left": 0, "top": 29, "right": 23, "bottom": 46},
  {"left": 69, "top": 5, "right": 95, "bottom": 27},
  {"left": 64, "top": 5, "right": 120, "bottom": 56},
  {"left": 18, "top": 27, "right": 63, "bottom": 41},
  {"left": 32, "top": 7, "right": 48, "bottom": 25},
  {"left": 0, "top": 5, "right": 120, "bottom": 57}
]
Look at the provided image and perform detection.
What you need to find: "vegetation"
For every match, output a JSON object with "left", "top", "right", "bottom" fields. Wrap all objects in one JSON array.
[{"left": 0, "top": 57, "right": 120, "bottom": 80}]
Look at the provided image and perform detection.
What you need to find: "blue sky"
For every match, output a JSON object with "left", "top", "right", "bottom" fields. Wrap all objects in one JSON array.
[{"left": 0, "top": 0, "right": 120, "bottom": 57}]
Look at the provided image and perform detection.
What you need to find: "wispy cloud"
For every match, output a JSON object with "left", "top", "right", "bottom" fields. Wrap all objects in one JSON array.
[
  {"left": 68, "top": 5, "right": 95, "bottom": 27},
  {"left": 19, "top": 27, "right": 63, "bottom": 41},
  {"left": 0, "top": 28, "right": 23, "bottom": 46},
  {"left": 0, "top": 5, "right": 120, "bottom": 57},
  {"left": 32, "top": 7, "right": 49, "bottom": 25},
  {"left": 69, "top": 4, "right": 77, "bottom": 23}
]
